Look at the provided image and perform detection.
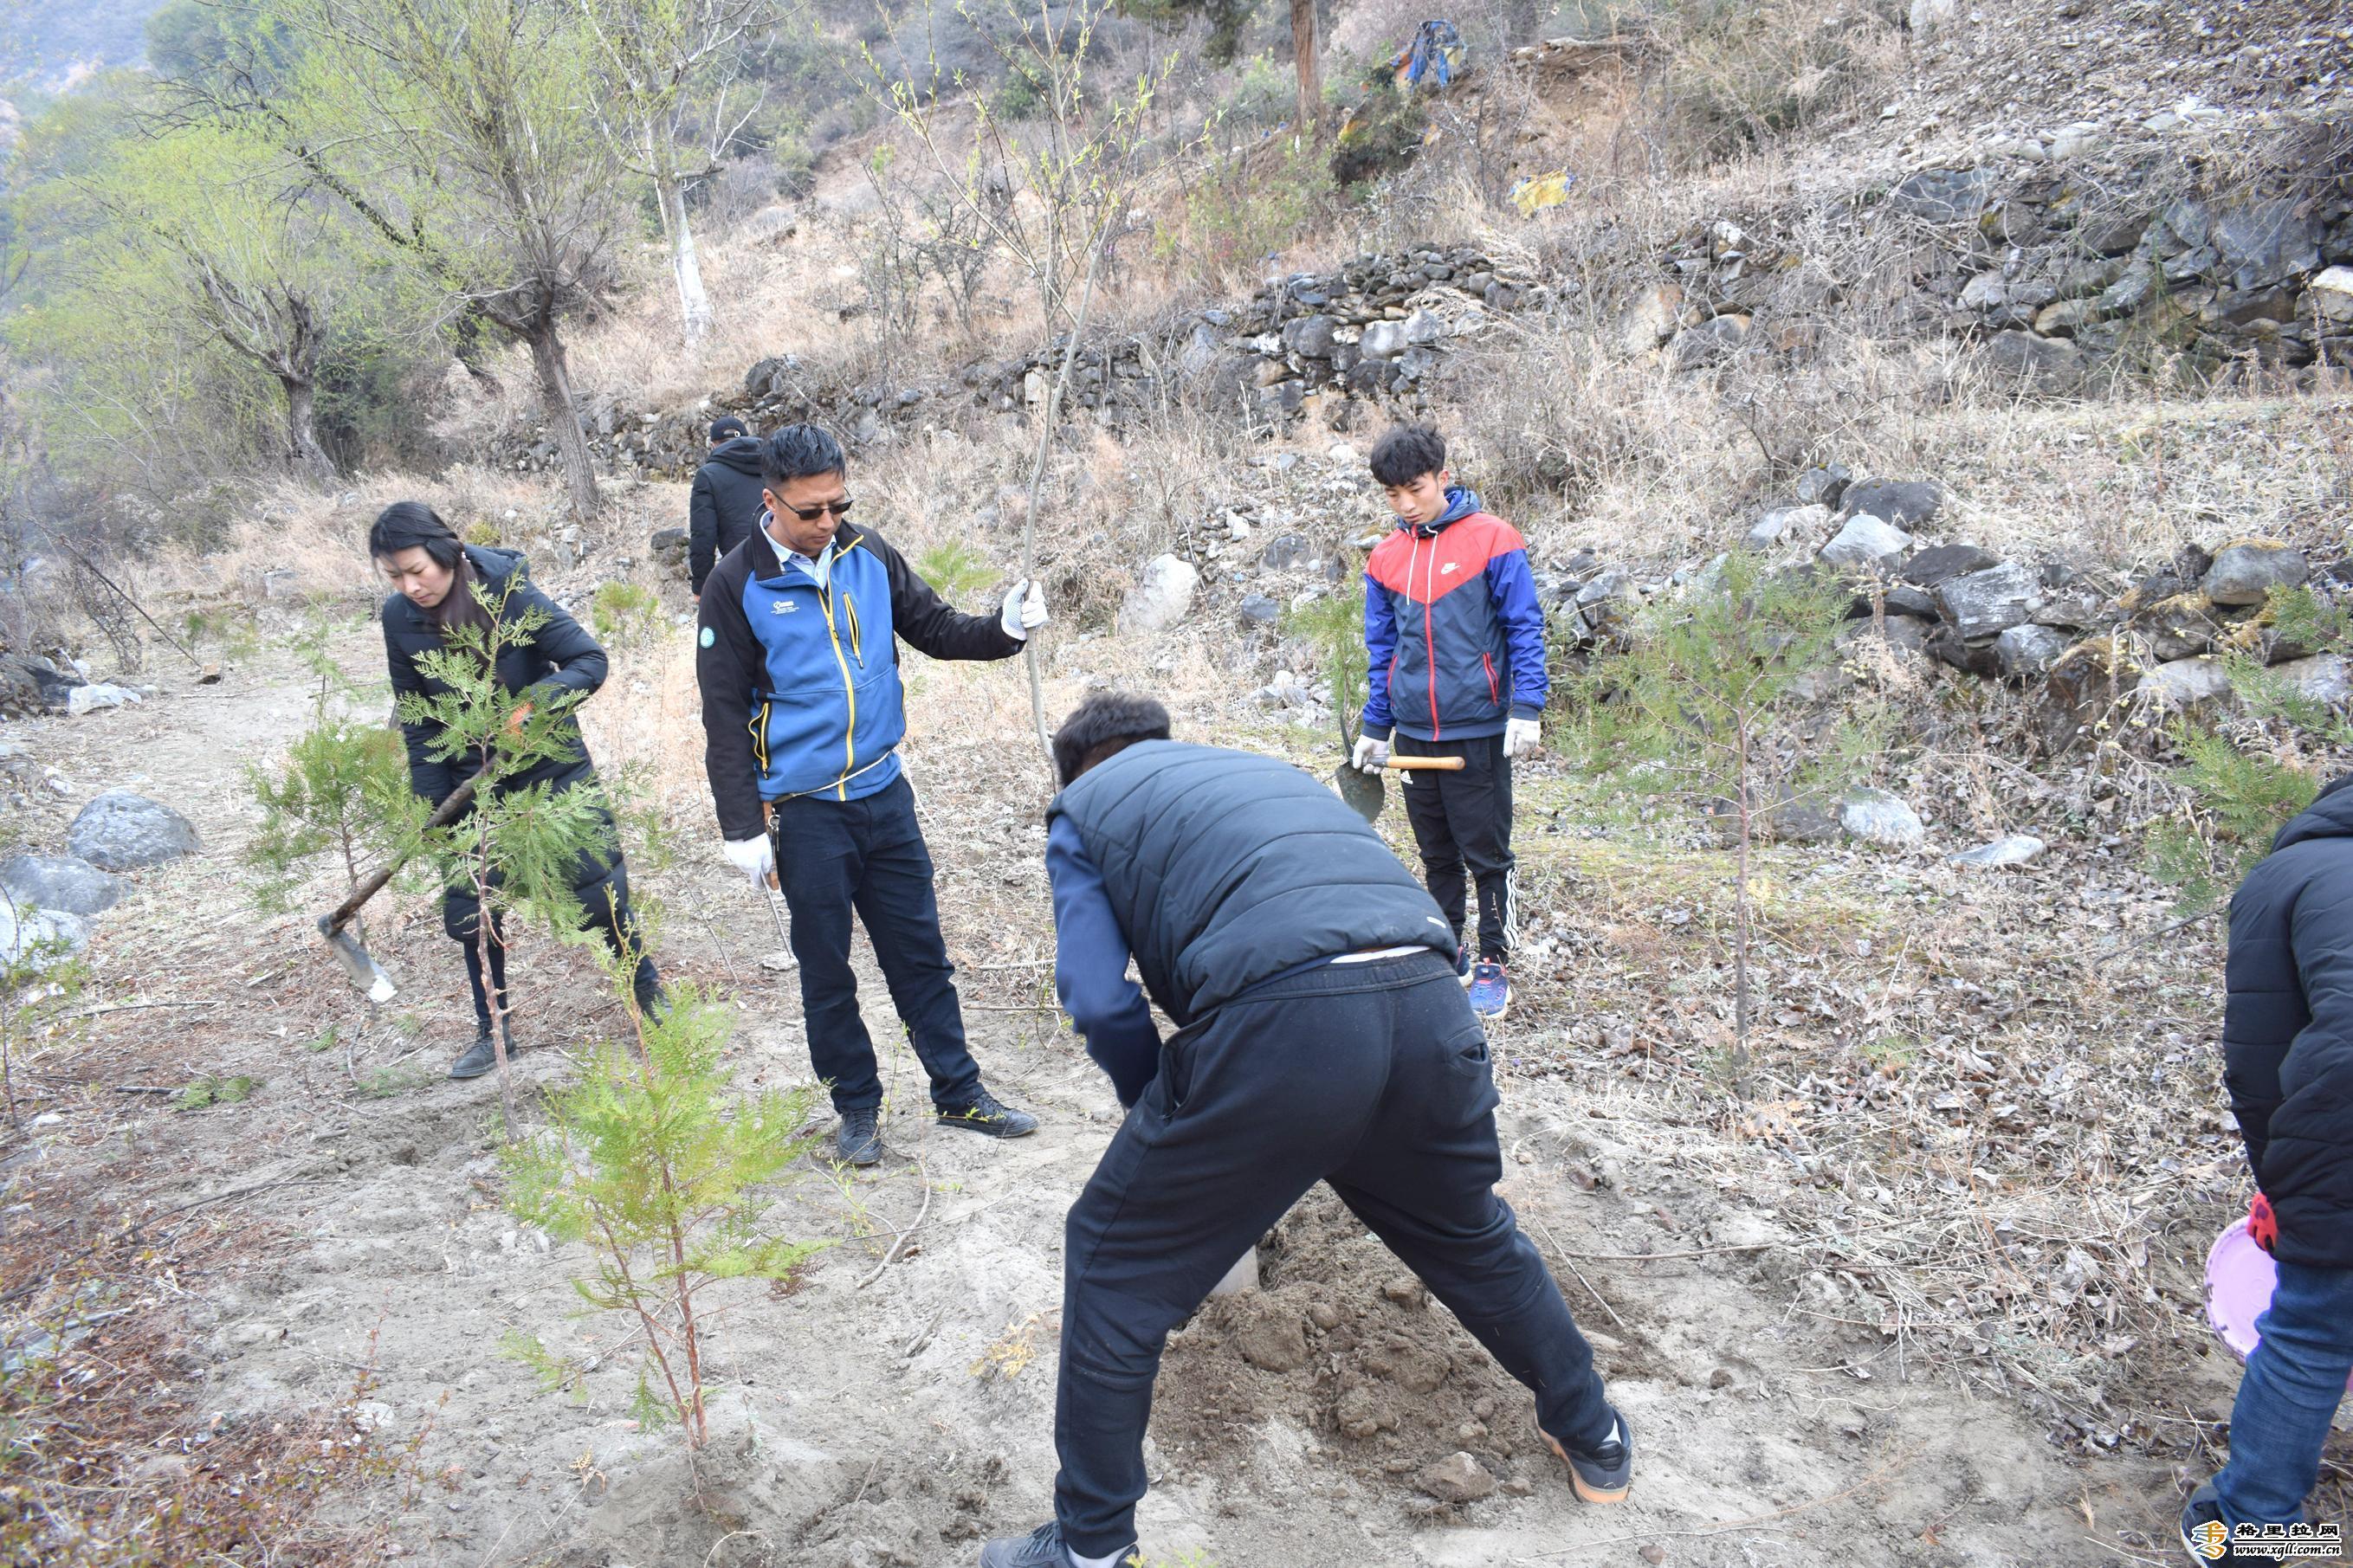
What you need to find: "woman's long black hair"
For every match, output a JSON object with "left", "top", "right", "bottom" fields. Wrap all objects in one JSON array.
[{"left": 368, "top": 500, "right": 464, "bottom": 569}]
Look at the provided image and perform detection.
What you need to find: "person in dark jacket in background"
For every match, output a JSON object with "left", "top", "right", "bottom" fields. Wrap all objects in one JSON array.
[
  {"left": 695, "top": 423, "right": 1047, "bottom": 1165},
  {"left": 688, "top": 415, "right": 766, "bottom": 598},
  {"left": 1352, "top": 423, "right": 1548, "bottom": 1022},
  {"left": 976, "top": 693, "right": 1629, "bottom": 1568},
  {"left": 375, "top": 503, "right": 664, "bottom": 1079},
  {"left": 2182, "top": 776, "right": 2353, "bottom": 1561}
]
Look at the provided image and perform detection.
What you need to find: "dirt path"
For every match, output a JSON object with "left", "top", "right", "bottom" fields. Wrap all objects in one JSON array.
[{"left": 7, "top": 626, "right": 2221, "bottom": 1568}]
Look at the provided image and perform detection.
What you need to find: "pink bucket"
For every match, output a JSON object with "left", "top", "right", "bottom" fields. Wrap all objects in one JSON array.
[{"left": 2204, "top": 1217, "right": 2353, "bottom": 1390}]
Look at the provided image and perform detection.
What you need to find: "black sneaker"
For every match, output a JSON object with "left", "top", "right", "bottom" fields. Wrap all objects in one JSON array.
[
  {"left": 836, "top": 1107, "right": 883, "bottom": 1167},
  {"left": 450, "top": 1028, "right": 514, "bottom": 1080},
  {"left": 977, "top": 1520, "right": 1136, "bottom": 1567},
  {"left": 1544, "top": 1408, "right": 1632, "bottom": 1504},
  {"left": 936, "top": 1087, "right": 1038, "bottom": 1139}
]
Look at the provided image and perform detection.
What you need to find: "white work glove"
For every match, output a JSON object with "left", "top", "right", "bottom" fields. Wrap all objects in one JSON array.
[
  {"left": 1503, "top": 717, "right": 1542, "bottom": 760},
  {"left": 1351, "top": 733, "right": 1390, "bottom": 774},
  {"left": 721, "top": 833, "right": 775, "bottom": 889},
  {"left": 1000, "top": 578, "right": 1050, "bottom": 641}
]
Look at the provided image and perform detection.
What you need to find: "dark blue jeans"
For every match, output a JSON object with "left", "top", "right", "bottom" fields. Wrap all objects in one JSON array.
[
  {"left": 2214, "top": 1257, "right": 2353, "bottom": 1526},
  {"left": 1052, "top": 951, "right": 1613, "bottom": 1557},
  {"left": 768, "top": 773, "right": 983, "bottom": 1114}
]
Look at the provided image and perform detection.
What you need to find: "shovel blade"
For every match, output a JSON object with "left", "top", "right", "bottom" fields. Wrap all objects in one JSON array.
[
  {"left": 1335, "top": 763, "right": 1386, "bottom": 823},
  {"left": 319, "top": 916, "right": 398, "bottom": 1003}
]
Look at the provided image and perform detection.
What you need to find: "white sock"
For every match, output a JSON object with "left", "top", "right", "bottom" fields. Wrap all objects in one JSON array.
[{"left": 1066, "top": 1547, "right": 1130, "bottom": 1568}]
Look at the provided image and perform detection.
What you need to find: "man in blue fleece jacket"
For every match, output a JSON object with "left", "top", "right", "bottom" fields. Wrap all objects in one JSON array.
[
  {"left": 1351, "top": 423, "right": 1548, "bottom": 1020},
  {"left": 974, "top": 693, "right": 1629, "bottom": 1568}
]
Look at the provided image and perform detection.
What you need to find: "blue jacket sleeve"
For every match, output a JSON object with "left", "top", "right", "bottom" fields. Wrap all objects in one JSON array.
[
  {"left": 1485, "top": 546, "right": 1548, "bottom": 719},
  {"left": 1047, "top": 816, "right": 1160, "bottom": 1107},
  {"left": 1361, "top": 571, "right": 1397, "bottom": 739}
]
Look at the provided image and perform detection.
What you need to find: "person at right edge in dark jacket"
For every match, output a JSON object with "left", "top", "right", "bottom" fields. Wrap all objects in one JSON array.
[
  {"left": 975, "top": 693, "right": 1627, "bottom": 1568},
  {"left": 2182, "top": 775, "right": 2353, "bottom": 1564},
  {"left": 688, "top": 416, "right": 766, "bottom": 599},
  {"left": 1352, "top": 423, "right": 1547, "bottom": 1022}
]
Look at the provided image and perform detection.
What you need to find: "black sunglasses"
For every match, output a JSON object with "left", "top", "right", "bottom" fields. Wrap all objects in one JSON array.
[{"left": 775, "top": 495, "right": 854, "bottom": 522}]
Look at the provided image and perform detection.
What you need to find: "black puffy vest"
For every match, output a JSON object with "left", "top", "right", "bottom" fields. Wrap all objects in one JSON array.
[{"left": 1047, "top": 741, "right": 1455, "bottom": 1023}]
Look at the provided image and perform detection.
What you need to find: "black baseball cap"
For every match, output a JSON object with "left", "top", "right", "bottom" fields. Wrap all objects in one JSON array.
[{"left": 709, "top": 416, "right": 749, "bottom": 442}]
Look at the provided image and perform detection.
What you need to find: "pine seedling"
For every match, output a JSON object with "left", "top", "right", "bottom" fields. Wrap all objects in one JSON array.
[
  {"left": 398, "top": 572, "right": 613, "bottom": 1137},
  {"left": 1568, "top": 553, "right": 1858, "bottom": 1087},
  {"left": 501, "top": 909, "right": 831, "bottom": 1449}
]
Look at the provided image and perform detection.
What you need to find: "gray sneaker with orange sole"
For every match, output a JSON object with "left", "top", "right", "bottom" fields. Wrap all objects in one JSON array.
[{"left": 1545, "top": 1409, "right": 1633, "bottom": 1503}]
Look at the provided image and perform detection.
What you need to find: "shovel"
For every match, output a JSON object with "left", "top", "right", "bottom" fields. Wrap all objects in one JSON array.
[
  {"left": 315, "top": 772, "right": 485, "bottom": 1002},
  {"left": 1334, "top": 709, "right": 1464, "bottom": 823}
]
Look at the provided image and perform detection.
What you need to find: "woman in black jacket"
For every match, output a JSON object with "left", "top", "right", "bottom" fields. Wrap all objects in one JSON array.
[
  {"left": 2181, "top": 774, "right": 2353, "bottom": 1558},
  {"left": 373, "top": 502, "right": 663, "bottom": 1079}
]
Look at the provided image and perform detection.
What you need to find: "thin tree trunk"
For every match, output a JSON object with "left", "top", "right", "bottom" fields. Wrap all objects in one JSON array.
[
  {"left": 1290, "top": 0, "right": 1322, "bottom": 137},
  {"left": 525, "top": 321, "right": 601, "bottom": 519},
  {"left": 282, "top": 376, "right": 334, "bottom": 479},
  {"left": 1731, "top": 710, "right": 1753, "bottom": 1099},
  {"left": 654, "top": 168, "right": 713, "bottom": 345}
]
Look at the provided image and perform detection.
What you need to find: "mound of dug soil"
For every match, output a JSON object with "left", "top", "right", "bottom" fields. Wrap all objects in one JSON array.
[{"left": 1154, "top": 1189, "right": 1639, "bottom": 1508}]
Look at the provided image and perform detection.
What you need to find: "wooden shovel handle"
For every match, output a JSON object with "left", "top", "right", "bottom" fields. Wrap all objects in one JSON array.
[
  {"left": 1385, "top": 756, "right": 1466, "bottom": 771},
  {"left": 323, "top": 771, "right": 484, "bottom": 934}
]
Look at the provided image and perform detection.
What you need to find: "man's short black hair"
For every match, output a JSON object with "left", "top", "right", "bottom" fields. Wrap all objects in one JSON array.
[
  {"left": 760, "top": 423, "right": 844, "bottom": 488},
  {"left": 1368, "top": 423, "right": 1448, "bottom": 487},
  {"left": 709, "top": 416, "right": 749, "bottom": 442},
  {"left": 1053, "top": 692, "right": 1173, "bottom": 787}
]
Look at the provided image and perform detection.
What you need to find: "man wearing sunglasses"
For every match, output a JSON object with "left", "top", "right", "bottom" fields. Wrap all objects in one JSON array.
[{"left": 696, "top": 423, "right": 1050, "bottom": 1165}]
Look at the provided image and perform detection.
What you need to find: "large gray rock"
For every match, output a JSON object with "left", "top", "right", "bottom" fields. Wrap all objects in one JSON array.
[
  {"left": 1901, "top": 542, "right": 1998, "bottom": 586},
  {"left": 1994, "top": 623, "right": 2072, "bottom": 679},
  {"left": 1949, "top": 834, "right": 2046, "bottom": 869},
  {"left": 1795, "top": 463, "right": 1852, "bottom": 509},
  {"left": 1983, "top": 331, "right": 2085, "bottom": 390},
  {"left": 1237, "top": 593, "right": 1283, "bottom": 630},
  {"left": 2137, "top": 657, "right": 2233, "bottom": 707},
  {"left": 1842, "top": 480, "right": 1943, "bottom": 529},
  {"left": 1840, "top": 788, "right": 1924, "bottom": 849},
  {"left": 1887, "top": 167, "right": 1994, "bottom": 223},
  {"left": 2201, "top": 541, "right": 2309, "bottom": 606},
  {"left": 1820, "top": 514, "right": 1913, "bottom": 571},
  {"left": 0, "top": 900, "right": 87, "bottom": 972},
  {"left": 1745, "top": 504, "right": 1829, "bottom": 552},
  {"left": 0, "top": 855, "right": 123, "bottom": 917},
  {"left": 2276, "top": 653, "right": 2350, "bottom": 704},
  {"left": 1119, "top": 555, "right": 1200, "bottom": 634},
  {"left": 1936, "top": 561, "right": 2046, "bottom": 640},
  {"left": 1359, "top": 320, "right": 1409, "bottom": 360},
  {"left": 1257, "top": 532, "right": 1315, "bottom": 571},
  {"left": 1282, "top": 314, "right": 1340, "bottom": 360},
  {"left": 1401, "top": 308, "right": 1447, "bottom": 346},
  {"left": 68, "top": 790, "right": 200, "bottom": 873},
  {"left": 2214, "top": 201, "right": 2324, "bottom": 293}
]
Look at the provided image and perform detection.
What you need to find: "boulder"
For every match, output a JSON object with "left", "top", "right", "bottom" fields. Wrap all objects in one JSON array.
[
  {"left": 1671, "top": 313, "right": 1750, "bottom": 369},
  {"left": 1925, "top": 625, "right": 2001, "bottom": 679},
  {"left": 1258, "top": 533, "right": 1315, "bottom": 571},
  {"left": 2130, "top": 592, "right": 2220, "bottom": 661},
  {"left": 1618, "top": 283, "right": 1684, "bottom": 354},
  {"left": 2311, "top": 266, "right": 2353, "bottom": 325},
  {"left": 1745, "top": 504, "right": 1829, "bottom": 552},
  {"left": 1401, "top": 309, "right": 1446, "bottom": 347},
  {"left": 650, "top": 527, "right": 688, "bottom": 565},
  {"left": 1359, "top": 320, "right": 1409, "bottom": 360},
  {"left": 0, "top": 901, "right": 88, "bottom": 972},
  {"left": 1994, "top": 623, "right": 2072, "bottom": 679},
  {"left": 2214, "top": 201, "right": 2324, "bottom": 293},
  {"left": 1237, "top": 593, "right": 1283, "bottom": 629},
  {"left": 2137, "top": 657, "right": 2233, "bottom": 708},
  {"left": 2038, "top": 639, "right": 2136, "bottom": 753},
  {"left": 1983, "top": 331, "right": 2085, "bottom": 390},
  {"left": 1418, "top": 1451, "right": 1496, "bottom": 1504},
  {"left": 68, "top": 790, "right": 200, "bottom": 873},
  {"left": 1960, "top": 271, "right": 2009, "bottom": 312},
  {"left": 66, "top": 683, "right": 141, "bottom": 717},
  {"left": 1282, "top": 314, "right": 1341, "bottom": 360},
  {"left": 2277, "top": 653, "right": 2350, "bottom": 705},
  {"left": 1949, "top": 835, "right": 2046, "bottom": 869},
  {"left": 1843, "top": 480, "right": 1943, "bottom": 529},
  {"left": 1795, "top": 463, "right": 1852, "bottom": 508},
  {"left": 2201, "top": 540, "right": 2309, "bottom": 606},
  {"left": 0, "top": 855, "right": 123, "bottom": 917},
  {"left": 1901, "top": 542, "right": 1997, "bottom": 586},
  {"left": 1886, "top": 167, "right": 1994, "bottom": 223},
  {"left": 1820, "top": 514, "right": 1912, "bottom": 571},
  {"left": 1840, "top": 788, "right": 1924, "bottom": 849},
  {"left": 1936, "top": 562, "right": 2046, "bottom": 640}
]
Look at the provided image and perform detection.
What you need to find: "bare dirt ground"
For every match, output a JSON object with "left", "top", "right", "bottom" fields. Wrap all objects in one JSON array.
[{"left": 1, "top": 597, "right": 2337, "bottom": 1568}]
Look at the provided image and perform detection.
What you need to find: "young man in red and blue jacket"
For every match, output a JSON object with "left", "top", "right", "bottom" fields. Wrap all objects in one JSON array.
[{"left": 1351, "top": 424, "right": 1547, "bottom": 1020}]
